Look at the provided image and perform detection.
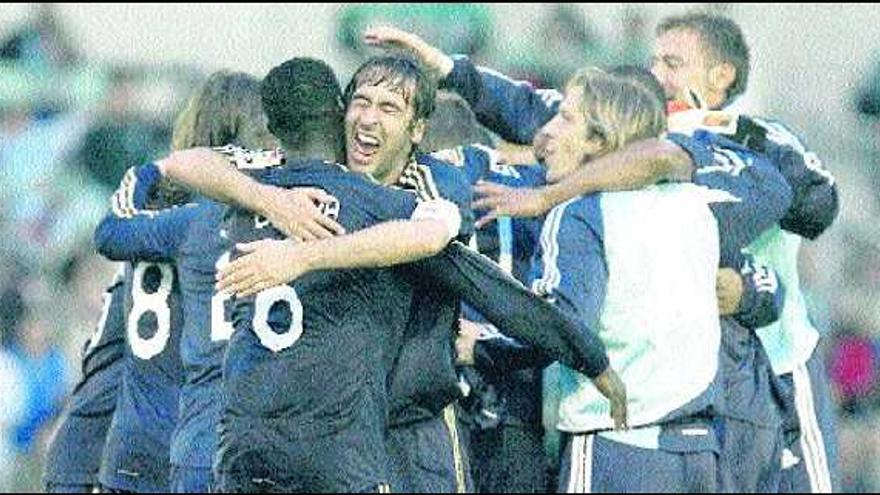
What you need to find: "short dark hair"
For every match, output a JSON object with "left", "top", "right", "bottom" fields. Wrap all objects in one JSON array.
[
  {"left": 421, "top": 91, "right": 493, "bottom": 152},
  {"left": 608, "top": 65, "right": 667, "bottom": 114},
  {"left": 261, "top": 57, "right": 344, "bottom": 149},
  {"left": 344, "top": 55, "right": 436, "bottom": 124},
  {"left": 657, "top": 13, "right": 750, "bottom": 101}
]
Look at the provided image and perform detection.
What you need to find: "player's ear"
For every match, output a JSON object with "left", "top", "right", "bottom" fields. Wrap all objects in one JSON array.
[
  {"left": 709, "top": 62, "right": 736, "bottom": 95},
  {"left": 409, "top": 118, "right": 427, "bottom": 146}
]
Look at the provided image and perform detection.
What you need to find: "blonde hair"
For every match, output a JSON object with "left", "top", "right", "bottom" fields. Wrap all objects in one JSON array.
[
  {"left": 171, "top": 70, "right": 277, "bottom": 151},
  {"left": 566, "top": 68, "right": 666, "bottom": 154}
]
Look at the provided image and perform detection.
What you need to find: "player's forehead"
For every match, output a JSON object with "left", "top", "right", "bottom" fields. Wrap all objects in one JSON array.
[
  {"left": 654, "top": 28, "right": 707, "bottom": 63},
  {"left": 349, "top": 69, "right": 416, "bottom": 110}
]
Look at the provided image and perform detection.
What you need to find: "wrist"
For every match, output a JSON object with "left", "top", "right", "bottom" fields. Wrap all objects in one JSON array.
[{"left": 251, "top": 184, "right": 279, "bottom": 217}]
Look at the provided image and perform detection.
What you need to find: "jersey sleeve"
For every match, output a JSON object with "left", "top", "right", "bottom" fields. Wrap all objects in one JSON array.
[
  {"left": 442, "top": 55, "right": 560, "bottom": 144},
  {"left": 733, "top": 254, "right": 787, "bottom": 329},
  {"left": 429, "top": 144, "right": 497, "bottom": 185},
  {"left": 685, "top": 133, "right": 794, "bottom": 265},
  {"left": 412, "top": 156, "right": 475, "bottom": 242},
  {"left": 530, "top": 196, "right": 607, "bottom": 342},
  {"left": 94, "top": 164, "right": 199, "bottom": 262},
  {"left": 406, "top": 242, "right": 610, "bottom": 378},
  {"left": 470, "top": 322, "right": 550, "bottom": 373},
  {"left": 733, "top": 116, "right": 838, "bottom": 239}
]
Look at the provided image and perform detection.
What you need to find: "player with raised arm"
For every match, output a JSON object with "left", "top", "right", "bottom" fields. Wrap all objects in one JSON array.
[
  {"left": 367, "top": 23, "right": 835, "bottom": 492},
  {"left": 143, "top": 57, "right": 622, "bottom": 490}
]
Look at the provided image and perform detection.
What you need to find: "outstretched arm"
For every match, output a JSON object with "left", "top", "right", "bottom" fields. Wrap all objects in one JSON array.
[
  {"left": 94, "top": 163, "right": 197, "bottom": 262},
  {"left": 365, "top": 26, "right": 557, "bottom": 144},
  {"left": 217, "top": 198, "right": 462, "bottom": 296},
  {"left": 472, "top": 137, "right": 695, "bottom": 226},
  {"left": 156, "top": 147, "right": 345, "bottom": 241}
]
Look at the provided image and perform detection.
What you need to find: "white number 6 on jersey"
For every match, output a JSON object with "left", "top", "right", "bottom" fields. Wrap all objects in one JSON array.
[{"left": 253, "top": 285, "right": 303, "bottom": 352}]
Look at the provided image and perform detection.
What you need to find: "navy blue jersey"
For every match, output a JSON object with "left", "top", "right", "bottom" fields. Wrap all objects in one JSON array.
[
  {"left": 95, "top": 161, "right": 237, "bottom": 471},
  {"left": 44, "top": 267, "right": 126, "bottom": 486},
  {"left": 387, "top": 154, "right": 475, "bottom": 426},
  {"left": 732, "top": 115, "right": 838, "bottom": 239},
  {"left": 99, "top": 262, "right": 184, "bottom": 491},
  {"left": 94, "top": 164, "right": 187, "bottom": 490},
  {"left": 667, "top": 131, "right": 793, "bottom": 265},
  {"left": 223, "top": 160, "right": 422, "bottom": 440}
]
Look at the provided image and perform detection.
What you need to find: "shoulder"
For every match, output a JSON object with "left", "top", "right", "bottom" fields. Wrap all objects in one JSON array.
[
  {"left": 546, "top": 195, "right": 603, "bottom": 238},
  {"left": 414, "top": 153, "right": 472, "bottom": 204},
  {"left": 744, "top": 115, "right": 809, "bottom": 151}
]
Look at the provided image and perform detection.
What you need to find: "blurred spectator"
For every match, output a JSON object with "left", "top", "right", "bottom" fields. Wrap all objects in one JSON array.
[
  {"left": 74, "top": 68, "right": 172, "bottom": 192},
  {"left": 0, "top": 322, "right": 25, "bottom": 492},
  {"left": 856, "top": 60, "right": 880, "bottom": 118},
  {"left": 0, "top": 3, "right": 80, "bottom": 71},
  {"left": 9, "top": 308, "right": 69, "bottom": 455},
  {"left": 617, "top": 6, "right": 651, "bottom": 67},
  {"left": 502, "top": 5, "right": 612, "bottom": 88}
]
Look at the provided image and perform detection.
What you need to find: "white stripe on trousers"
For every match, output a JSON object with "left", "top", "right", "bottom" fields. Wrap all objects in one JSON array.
[
  {"left": 566, "top": 435, "right": 594, "bottom": 493},
  {"left": 793, "top": 362, "right": 832, "bottom": 493}
]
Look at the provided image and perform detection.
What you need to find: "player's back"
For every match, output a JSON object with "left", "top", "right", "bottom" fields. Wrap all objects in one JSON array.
[
  {"left": 216, "top": 160, "right": 418, "bottom": 492},
  {"left": 167, "top": 197, "right": 235, "bottom": 475},
  {"left": 100, "top": 261, "right": 184, "bottom": 492}
]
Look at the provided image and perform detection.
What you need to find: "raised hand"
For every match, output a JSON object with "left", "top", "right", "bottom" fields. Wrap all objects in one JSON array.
[{"left": 363, "top": 25, "right": 454, "bottom": 80}]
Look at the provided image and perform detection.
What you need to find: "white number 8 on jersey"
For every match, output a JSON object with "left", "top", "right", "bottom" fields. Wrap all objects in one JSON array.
[{"left": 128, "top": 262, "right": 174, "bottom": 360}]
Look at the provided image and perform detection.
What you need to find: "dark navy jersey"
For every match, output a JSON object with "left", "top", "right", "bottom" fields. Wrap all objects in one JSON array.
[
  {"left": 668, "top": 131, "right": 793, "bottom": 264},
  {"left": 223, "top": 160, "right": 422, "bottom": 438},
  {"left": 44, "top": 267, "right": 126, "bottom": 485},
  {"left": 95, "top": 161, "right": 238, "bottom": 470},
  {"left": 387, "top": 154, "right": 475, "bottom": 426},
  {"left": 732, "top": 115, "right": 838, "bottom": 239},
  {"left": 222, "top": 158, "right": 609, "bottom": 432},
  {"left": 100, "top": 262, "right": 184, "bottom": 491},
  {"left": 94, "top": 165, "right": 187, "bottom": 490}
]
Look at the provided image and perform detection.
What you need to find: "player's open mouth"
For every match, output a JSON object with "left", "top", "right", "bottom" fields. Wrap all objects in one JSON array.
[{"left": 351, "top": 131, "right": 381, "bottom": 165}]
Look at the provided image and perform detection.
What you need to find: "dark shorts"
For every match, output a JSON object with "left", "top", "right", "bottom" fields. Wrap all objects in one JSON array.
[
  {"left": 716, "top": 417, "right": 783, "bottom": 492},
  {"left": 169, "top": 466, "right": 213, "bottom": 493},
  {"left": 216, "top": 415, "right": 390, "bottom": 493},
  {"left": 387, "top": 405, "right": 473, "bottom": 493},
  {"left": 778, "top": 348, "right": 840, "bottom": 493},
  {"left": 559, "top": 421, "right": 718, "bottom": 493},
  {"left": 45, "top": 483, "right": 97, "bottom": 493},
  {"left": 470, "top": 423, "right": 547, "bottom": 493}
]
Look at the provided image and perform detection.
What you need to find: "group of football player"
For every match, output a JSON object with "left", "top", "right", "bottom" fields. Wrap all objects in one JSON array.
[{"left": 42, "top": 11, "right": 841, "bottom": 494}]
